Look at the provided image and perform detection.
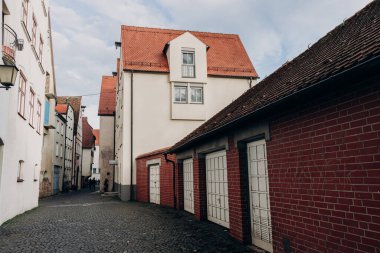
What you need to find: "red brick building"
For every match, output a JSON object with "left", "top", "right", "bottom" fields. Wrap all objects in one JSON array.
[{"left": 137, "top": 2, "right": 380, "bottom": 253}]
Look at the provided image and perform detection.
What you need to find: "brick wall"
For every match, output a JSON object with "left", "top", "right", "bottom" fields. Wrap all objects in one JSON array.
[
  {"left": 267, "top": 81, "right": 380, "bottom": 252},
  {"left": 136, "top": 152, "right": 176, "bottom": 207},
  {"left": 193, "top": 155, "right": 207, "bottom": 220},
  {"left": 226, "top": 136, "right": 251, "bottom": 243}
]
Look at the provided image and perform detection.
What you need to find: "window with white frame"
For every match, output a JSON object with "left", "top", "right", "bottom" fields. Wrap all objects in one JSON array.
[
  {"left": 182, "top": 51, "right": 195, "bottom": 78},
  {"left": 55, "top": 142, "right": 59, "bottom": 157},
  {"left": 36, "top": 101, "right": 42, "bottom": 133},
  {"left": 22, "top": 0, "right": 29, "bottom": 26},
  {"left": 29, "top": 88, "right": 35, "bottom": 127},
  {"left": 190, "top": 86, "right": 203, "bottom": 103},
  {"left": 39, "top": 35, "right": 44, "bottom": 60},
  {"left": 17, "top": 160, "right": 24, "bottom": 182},
  {"left": 18, "top": 73, "right": 27, "bottom": 117},
  {"left": 32, "top": 15, "right": 37, "bottom": 47},
  {"left": 174, "top": 86, "right": 187, "bottom": 103},
  {"left": 56, "top": 120, "right": 60, "bottom": 133}
]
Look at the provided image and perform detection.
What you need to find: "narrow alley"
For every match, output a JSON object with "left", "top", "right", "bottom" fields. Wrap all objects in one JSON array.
[{"left": 0, "top": 191, "right": 254, "bottom": 252}]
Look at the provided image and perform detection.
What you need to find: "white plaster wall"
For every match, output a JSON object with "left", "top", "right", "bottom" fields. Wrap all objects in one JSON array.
[
  {"left": 168, "top": 32, "right": 207, "bottom": 83},
  {"left": 118, "top": 71, "right": 253, "bottom": 192},
  {"left": 99, "top": 116, "right": 115, "bottom": 191},
  {"left": 0, "top": 0, "right": 52, "bottom": 225},
  {"left": 91, "top": 143, "right": 99, "bottom": 180},
  {"left": 82, "top": 149, "right": 92, "bottom": 177}
]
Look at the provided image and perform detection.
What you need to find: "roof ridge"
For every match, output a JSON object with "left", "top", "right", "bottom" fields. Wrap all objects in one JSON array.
[{"left": 121, "top": 25, "right": 239, "bottom": 37}]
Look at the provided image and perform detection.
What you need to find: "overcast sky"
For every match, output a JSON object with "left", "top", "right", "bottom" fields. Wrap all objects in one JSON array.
[{"left": 50, "top": 0, "right": 371, "bottom": 129}]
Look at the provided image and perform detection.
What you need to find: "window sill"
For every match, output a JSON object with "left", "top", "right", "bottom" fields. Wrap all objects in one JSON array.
[
  {"left": 21, "top": 21, "right": 31, "bottom": 42},
  {"left": 173, "top": 101, "right": 188, "bottom": 104},
  {"left": 31, "top": 45, "right": 39, "bottom": 61},
  {"left": 190, "top": 102, "right": 204, "bottom": 105},
  {"left": 17, "top": 178, "right": 24, "bottom": 183},
  {"left": 38, "top": 61, "right": 45, "bottom": 74},
  {"left": 18, "top": 113, "right": 26, "bottom": 120}
]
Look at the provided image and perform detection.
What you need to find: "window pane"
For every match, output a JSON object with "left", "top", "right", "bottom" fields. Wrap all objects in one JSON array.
[
  {"left": 175, "top": 87, "right": 180, "bottom": 101},
  {"left": 190, "top": 87, "right": 203, "bottom": 103},
  {"left": 183, "top": 52, "right": 194, "bottom": 64},
  {"left": 180, "top": 88, "right": 186, "bottom": 102}
]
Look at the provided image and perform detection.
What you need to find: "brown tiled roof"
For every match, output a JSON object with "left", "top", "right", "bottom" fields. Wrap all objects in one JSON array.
[
  {"left": 57, "top": 96, "right": 82, "bottom": 132},
  {"left": 82, "top": 117, "right": 95, "bottom": 149},
  {"left": 169, "top": 1, "right": 380, "bottom": 153},
  {"left": 121, "top": 26, "right": 258, "bottom": 78},
  {"left": 98, "top": 76, "right": 116, "bottom": 115},
  {"left": 55, "top": 104, "right": 68, "bottom": 114},
  {"left": 136, "top": 147, "right": 172, "bottom": 159},
  {"left": 93, "top": 129, "right": 100, "bottom": 146}
]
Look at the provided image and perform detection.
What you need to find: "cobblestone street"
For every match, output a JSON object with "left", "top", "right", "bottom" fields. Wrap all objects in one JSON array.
[{"left": 0, "top": 190, "right": 253, "bottom": 252}]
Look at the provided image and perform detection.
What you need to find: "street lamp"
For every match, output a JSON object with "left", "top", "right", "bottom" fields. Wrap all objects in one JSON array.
[{"left": 0, "top": 65, "right": 19, "bottom": 90}]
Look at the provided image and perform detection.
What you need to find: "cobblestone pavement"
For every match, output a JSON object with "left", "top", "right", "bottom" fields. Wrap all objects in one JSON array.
[{"left": 0, "top": 190, "right": 255, "bottom": 252}]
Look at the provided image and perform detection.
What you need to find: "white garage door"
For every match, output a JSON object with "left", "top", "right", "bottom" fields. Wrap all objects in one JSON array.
[
  {"left": 183, "top": 158, "right": 194, "bottom": 214},
  {"left": 149, "top": 164, "right": 160, "bottom": 204},
  {"left": 247, "top": 140, "right": 273, "bottom": 253},
  {"left": 206, "top": 150, "right": 229, "bottom": 228}
]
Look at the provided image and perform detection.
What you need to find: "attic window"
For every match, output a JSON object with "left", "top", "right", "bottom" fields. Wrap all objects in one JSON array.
[{"left": 182, "top": 50, "right": 195, "bottom": 78}]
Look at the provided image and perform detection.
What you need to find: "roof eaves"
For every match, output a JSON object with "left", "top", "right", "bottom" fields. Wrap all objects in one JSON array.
[{"left": 167, "top": 54, "right": 380, "bottom": 154}]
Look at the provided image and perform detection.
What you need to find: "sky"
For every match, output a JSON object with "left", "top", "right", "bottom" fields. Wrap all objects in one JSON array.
[{"left": 50, "top": 0, "right": 371, "bottom": 129}]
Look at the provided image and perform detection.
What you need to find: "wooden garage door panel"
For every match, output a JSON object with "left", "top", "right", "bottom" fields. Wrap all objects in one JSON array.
[
  {"left": 206, "top": 150, "right": 229, "bottom": 228},
  {"left": 247, "top": 140, "right": 273, "bottom": 253},
  {"left": 183, "top": 158, "right": 194, "bottom": 214},
  {"left": 149, "top": 165, "right": 160, "bottom": 205}
]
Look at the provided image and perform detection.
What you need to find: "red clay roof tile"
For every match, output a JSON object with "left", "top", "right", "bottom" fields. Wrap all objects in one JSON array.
[
  {"left": 98, "top": 76, "right": 117, "bottom": 116},
  {"left": 82, "top": 117, "right": 94, "bottom": 149},
  {"left": 121, "top": 26, "right": 258, "bottom": 78},
  {"left": 93, "top": 129, "right": 100, "bottom": 146},
  {"left": 57, "top": 96, "right": 82, "bottom": 132},
  {"left": 169, "top": 1, "right": 380, "bottom": 153},
  {"left": 55, "top": 104, "right": 68, "bottom": 114}
]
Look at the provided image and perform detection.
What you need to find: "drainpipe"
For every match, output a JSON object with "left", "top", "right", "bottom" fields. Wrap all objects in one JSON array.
[
  {"left": 249, "top": 77, "right": 253, "bottom": 88},
  {"left": 130, "top": 70, "right": 134, "bottom": 200},
  {"left": 113, "top": 111, "right": 116, "bottom": 192},
  {"left": 62, "top": 112, "right": 67, "bottom": 192},
  {"left": 165, "top": 153, "right": 176, "bottom": 209}
]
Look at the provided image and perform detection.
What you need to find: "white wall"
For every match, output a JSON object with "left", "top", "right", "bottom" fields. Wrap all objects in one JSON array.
[
  {"left": 82, "top": 148, "right": 92, "bottom": 178},
  {"left": 116, "top": 71, "right": 254, "bottom": 198},
  {"left": 0, "top": 0, "right": 52, "bottom": 225}
]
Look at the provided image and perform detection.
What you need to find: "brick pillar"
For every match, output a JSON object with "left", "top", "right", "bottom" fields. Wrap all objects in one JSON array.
[
  {"left": 193, "top": 155, "right": 207, "bottom": 220},
  {"left": 175, "top": 161, "right": 184, "bottom": 210},
  {"left": 226, "top": 136, "right": 251, "bottom": 243}
]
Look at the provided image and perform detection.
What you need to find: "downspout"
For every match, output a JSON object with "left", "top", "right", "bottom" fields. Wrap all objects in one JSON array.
[
  {"left": 113, "top": 111, "right": 116, "bottom": 191},
  {"left": 62, "top": 113, "right": 67, "bottom": 191},
  {"left": 249, "top": 76, "right": 253, "bottom": 88},
  {"left": 130, "top": 70, "right": 134, "bottom": 200},
  {"left": 165, "top": 153, "right": 176, "bottom": 209}
]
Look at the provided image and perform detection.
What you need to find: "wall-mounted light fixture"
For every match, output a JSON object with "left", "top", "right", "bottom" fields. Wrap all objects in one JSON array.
[
  {"left": 115, "top": 41, "right": 121, "bottom": 49},
  {"left": 0, "top": 65, "right": 19, "bottom": 90},
  {"left": 112, "top": 71, "right": 117, "bottom": 77}
]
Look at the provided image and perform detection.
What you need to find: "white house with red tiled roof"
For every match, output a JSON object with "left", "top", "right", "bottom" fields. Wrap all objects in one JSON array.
[
  {"left": 98, "top": 75, "right": 117, "bottom": 192},
  {"left": 0, "top": 0, "right": 54, "bottom": 225},
  {"left": 114, "top": 26, "right": 258, "bottom": 200}
]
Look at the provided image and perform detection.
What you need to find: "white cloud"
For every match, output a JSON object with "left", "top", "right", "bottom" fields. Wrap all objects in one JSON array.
[{"left": 50, "top": 0, "right": 372, "bottom": 128}]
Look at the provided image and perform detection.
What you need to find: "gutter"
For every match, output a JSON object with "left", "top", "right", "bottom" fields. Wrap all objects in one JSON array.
[
  {"left": 164, "top": 153, "right": 176, "bottom": 209},
  {"left": 167, "top": 54, "right": 380, "bottom": 154}
]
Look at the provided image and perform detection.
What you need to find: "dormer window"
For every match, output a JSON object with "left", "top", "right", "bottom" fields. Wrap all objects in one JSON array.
[{"left": 182, "top": 50, "right": 195, "bottom": 78}]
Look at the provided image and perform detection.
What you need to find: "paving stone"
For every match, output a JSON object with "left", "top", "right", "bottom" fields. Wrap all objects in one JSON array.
[{"left": 0, "top": 190, "right": 255, "bottom": 252}]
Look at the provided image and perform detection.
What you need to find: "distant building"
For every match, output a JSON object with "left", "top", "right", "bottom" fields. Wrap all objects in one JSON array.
[
  {"left": 81, "top": 117, "right": 95, "bottom": 187},
  {"left": 98, "top": 75, "right": 117, "bottom": 192},
  {"left": 91, "top": 129, "right": 100, "bottom": 180},
  {"left": 55, "top": 103, "right": 75, "bottom": 191},
  {"left": 57, "top": 96, "right": 83, "bottom": 190},
  {"left": 0, "top": 0, "right": 54, "bottom": 224},
  {"left": 115, "top": 26, "right": 258, "bottom": 200}
]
